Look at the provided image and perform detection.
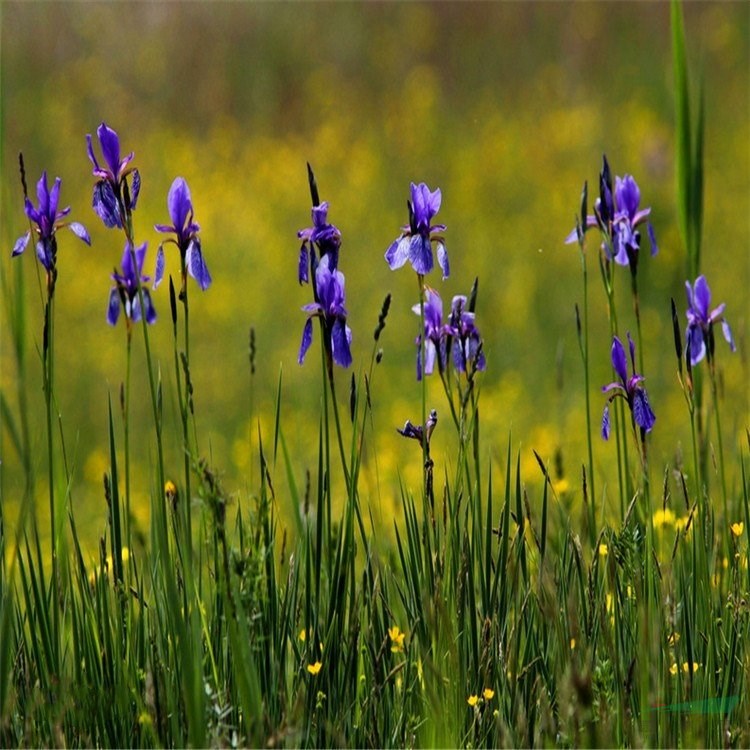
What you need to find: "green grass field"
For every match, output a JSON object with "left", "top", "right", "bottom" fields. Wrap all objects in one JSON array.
[{"left": 1, "top": 2, "right": 748, "bottom": 746}]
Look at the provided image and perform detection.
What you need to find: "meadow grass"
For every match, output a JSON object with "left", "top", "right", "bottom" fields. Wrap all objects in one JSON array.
[{"left": 1, "top": 3, "right": 749, "bottom": 748}]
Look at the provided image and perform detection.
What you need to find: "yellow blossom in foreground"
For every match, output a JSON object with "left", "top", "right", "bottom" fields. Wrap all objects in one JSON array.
[
  {"left": 307, "top": 661, "right": 322, "bottom": 676},
  {"left": 483, "top": 688, "right": 495, "bottom": 700},
  {"left": 570, "top": 638, "right": 576, "bottom": 650},
  {"left": 653, "top": 508, "right": 676, "bottom": 529},
  {"left": 670, "top": 663, "right": 679, "bottom": 676},
  {"left": 388, "top": 625, "right": 406, "bottom": 653},
  {"left": 599, "top": 543, "right": 608, "bottom": 557},
  {"left": 467, "top": 694, "right": 479, "bottom": 707},
  {"left": 730, "top": 522, "right": 744, "bottom": 538},
  {"left": 667, "top": 632, "right": 680, "bottom": 646},
  {"left": 682, "top": 662, "right": 700, "bottom": 674}
]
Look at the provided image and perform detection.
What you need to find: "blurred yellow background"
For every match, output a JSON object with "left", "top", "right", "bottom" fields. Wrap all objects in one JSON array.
[{"left": 1, "top": 2, "right": 747, "bottom": 550}]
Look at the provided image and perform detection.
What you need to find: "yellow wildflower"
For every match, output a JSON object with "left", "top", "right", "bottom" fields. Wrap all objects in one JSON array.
[
  {"left": 483, "top": 688, "right": 495, "bottom": 700},
  {"left": 467, "top": 694, "right": 479, "bottom": 707},
  {"left": 388, "top": 625, "right": 406, "bottom": 653},
  {"left": 599, "top": 543, "right": 608, "bottom": 557},
  {"left": 730, "top": 522, "right": 744, "bottom": 538},
  {"left": 669, "top": 663, "right": 678, "bottom": 676},
  {"left": 570, "top": 638, "right": 576, "bottom": 650},
  {"left": 299, "top": 628, "right": 307, "bottom": 642},
  {"left": 307, "top": 661, "right": 322, "bottom": 675},
  {"left": 667, "top": 632, "right": 680, "bottom": 646},
  {"left": 682, "top": 661, "right": 700, "bottom": 674},
  {"left": 652, "top": 508, "right": 676, "bottom": 529}
]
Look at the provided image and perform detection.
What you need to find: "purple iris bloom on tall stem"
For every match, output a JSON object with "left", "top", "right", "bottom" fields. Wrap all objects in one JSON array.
[
  {"left": 601, "top": 333, "right": 655, "bottom": 440},
  {"left": 386, "top": 182, "right": 448, "bottom": 279},
  {"left": 12, "top": 171, "right": 91, "bottom": 294},
  {"left": 86, "top": 122, "right": 140, "bottom": 232},
  {"left": 298, "top": 254, "right": 352, "bottom": 369},
  {"left": 684, "top": 275, "right": 735, "bottom": 367},
  {"left": 565, "top": 156, "right": 657, "bottom": 270},
  {"left": 154, "top": 177, "right": 211, "bottom": 293},
  {"left": 107, "top": 241, "right": 156, "bottom": 328},
  {"left": 448, "top": 295, "right": 486, "bottom": 374},
  {"left": 412, "top": 287, "right": 451, "bottom": 380},
  {"left": 297, "top": 201, "right": 342, "bottom": 285}
]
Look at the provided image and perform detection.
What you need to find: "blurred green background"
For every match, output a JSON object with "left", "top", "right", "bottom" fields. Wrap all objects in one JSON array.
[{"left": 1, "top": 2, "right": 748, "bottom": 551}]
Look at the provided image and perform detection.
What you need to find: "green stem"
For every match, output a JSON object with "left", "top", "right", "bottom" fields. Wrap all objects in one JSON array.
[
  {"left": 580, "top": 249, "right": 597, "bottom": 544},
  {"left": 123, "top": 328, "right": 133, "bottom": 551}
]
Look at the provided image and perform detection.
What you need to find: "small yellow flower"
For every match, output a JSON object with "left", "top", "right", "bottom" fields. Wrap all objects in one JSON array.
[
  {"left": 605, "top": 593, "right": 613, "bottom": 613},
  {"left": 667, "top": 632, "right": 680, "bottom": 646},
  {"left": 682, "top": 661, "right": 700, "bottom": 674},
  {"left": 307, "top": 660, "right": 322, "bottom": 675},
  {"left": 483, "top": 688, "right": 495, "bottom": 701},
  {"left": 730, "top": 522, "right": 744, "bottom": 538},
  {"left": 467, "top": 694, "right": 479, "bottom": 707},
  {"left": 653, "top": 508, "right": 676, "bottom": 529},
  {"left": 388, "top": 625, "right": 406, "bottom": 653},
  {"left": 669, "top": 663, "right": 679, "bottom": 676},
  {"left": 599, "top": 543, "right": 608, "bottom": 557},
  {"left": 570, "top": 638, "right": 576, "bottom": 650},
  {"left": 164, "top": 480, "right": 178, "bottom": 509},
  {"left": 299, "top": 628, "right": 307, "bottom": 642}
]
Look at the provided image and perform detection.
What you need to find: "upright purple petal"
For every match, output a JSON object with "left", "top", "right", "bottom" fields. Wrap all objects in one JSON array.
[
  {"left": 97, "top": 122, "right": 122, "bottom": 178},
  {"left": 167, "top": 177, "right": 192, "bottom": 235},
  {"left": 615, "top": 175, "right": 640, "bottom": 219},
  {"left": 610, "top": 336, "right": 628, "bottom": 384},
  {"left": 436, "top": 241, "right": 449, "bottom": 279},
  {"left": 693, "top": 276, "right": 711, "bottom": 319}
]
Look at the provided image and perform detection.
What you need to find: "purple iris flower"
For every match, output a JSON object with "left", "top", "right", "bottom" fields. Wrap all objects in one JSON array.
[
  {"left": 412, "top": 287, "right": 451, "bottom": 380},
  {"left": 12, "top": 171, "right": 91, "bottom": 272},
  {"left": 86, "top": 122, "right": 140, "bottom": 229},
  {"left": 684, "top": 275, "right": 735, "bottom": 366},
  {"left": 601, "top": 333, "right": 655, "bottom": 440},
  {"left": 107, "top": 241, "right": 156, "bottom": 326},
  {"left": 298, "top": 254, "right": 352, "bottom": 368},
  {"left": 565, "top": 158, "right": 657, "bottom": 268},
  {"left": 397, "top": 409, "right": 438, "bottom": 444},
  {"left": 385, "top": 182, "right": 449, "bottom": 278},
  {"left": 154, "top": 177, "right": 211, "bottom": 291},
  {"left": 448, "top": 295, "right": 486, "bottom": 374},
  {"left": 297, "top": 201, "right": 341, "bottom": 285}
]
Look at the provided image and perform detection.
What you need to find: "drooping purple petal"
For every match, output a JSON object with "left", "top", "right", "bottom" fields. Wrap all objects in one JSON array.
[
  {"left": 721, "top": 319, "right": 736, "bottom": 352},
  {"left": 298, "top": 244, "right": 309, "bottom": 284},
  {"left": 154, "top": 245, "right": 165, "bottom": 289},
  {"left": 185, "top": 239, "right": 212, "bottom": 291},
  {"left": 298, "top": 318, "right": 314, "bottom": 364},
  {"left": 93, "top": 181, "right": 122, "bottom": 228},
  {"left": 331, "top": 319, "right": 352, "bottom": 368},
  {"left": 67, "top": 222, "right": 91, "bottom": 245},
  {"left": 686, "top": 323, "right": 705, "bottom": 366},
  {"left": 130, "top": 169, "right": 141, "bottom": 210},
  {"left": 107, "top": 288, "right": 121, "bottom": 326},
  {"left": 632, "top": 388, "right": 656, "bottom": 433},
  {"left": 423, "top": 339, "right": 437, "bottom": 377},
  {"left": 436, "top": 241, "right": 449, "bottom": 279},
  {"left": 409, "top": 234, "right": 433, "bottom": 275},
  {"left": 35, "top": 239, "right": 53, "bottom": 272},
  {"left": 142, "top": 290, "right": 157, "bottom": 324},
  {"left": 601, "top": 404, "right": 611, "bottom": 440},
  {"left": 385, "top": 236, "right": 410, "bottom": 270},
  {"left": 12, "top": 231, "right": 30, "bottom": 257},
  {"left": 647, "top": 222, "right": 658, "bottom": 256}
]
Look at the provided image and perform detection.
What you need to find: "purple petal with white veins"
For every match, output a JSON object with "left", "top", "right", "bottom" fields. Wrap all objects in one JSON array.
[
  {"left": 601, "top": 405, "right": 611, "bottom": 440},
  {"left": 24, "top": 197, "right": 40, "bottom": 225},
  {"left": 298, "top": 244, "right": 309, "bottom": 284},
  {"left": 12, "top": 231, "right": 30, "bottom": 257},
  {"left": 437, "top": 241, "right": 449, "bottom": 279},
  {"left": 385, "top": 236, "right": 410, "bottom": 270},
  {"left": 331, "top": 319, "right": 352, "bottom": 368},
  {"left": 68, "top": 222, "right": 91, "bottom": 245},
  {"left": 298, "top": 318, "right": 314, "bottom": 364},
  {"left": 93, "top": 181, "right": 122, "bottom": 228},
  {"left": 143, "top": 290, "right": 157, "bottom": 324},
  {"left": 154, "top": 246, "right": 165, "bottom": 289},
  {"left": 107, "top": 288, "right": 120, "bottom": 325},
  {"left": 423, "top": 339, "right": 437, "bottom": 376},
  {"left": 686, "top": 324, "right": 705, "bottom": 366},
  {"left": 615, "top": 175, "right": 640, "bottom": 219},
  {"left": 48, "top": 177, "right": 62, "bottom": 219},
  {"left": 409, "top": 234, "right": 433, "bottom": 275},
  {"left": 130, "top": 170, "right": 141, "bottom": 210},
  {"left": 722, "top": 319, "right": 736, "bottom": 352},
  {"left": 708, "top": 303, "right": 726, "bottom": 323},
  {"left": 186, "top": 239, "right": 211, "bottom": 291},
  {"left": 35, "top": 240, "right": 52, "bottom": 272},
  {"left": 632, "top": 387, "right": 655, "bottom": 432}
]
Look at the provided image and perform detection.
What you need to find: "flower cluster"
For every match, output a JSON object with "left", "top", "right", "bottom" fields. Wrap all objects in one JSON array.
[
  {"left": 413, "top": 288, "right": 485, "bottom": 381},
  {"left": 385, "top": 182, "right": 449, "bottom": 278},
  {"left": 566, "top": 155, "right": 657, "bottom": 270},
  {"left": 601, "top": 333, "right": 656, "bottom": 440}
]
